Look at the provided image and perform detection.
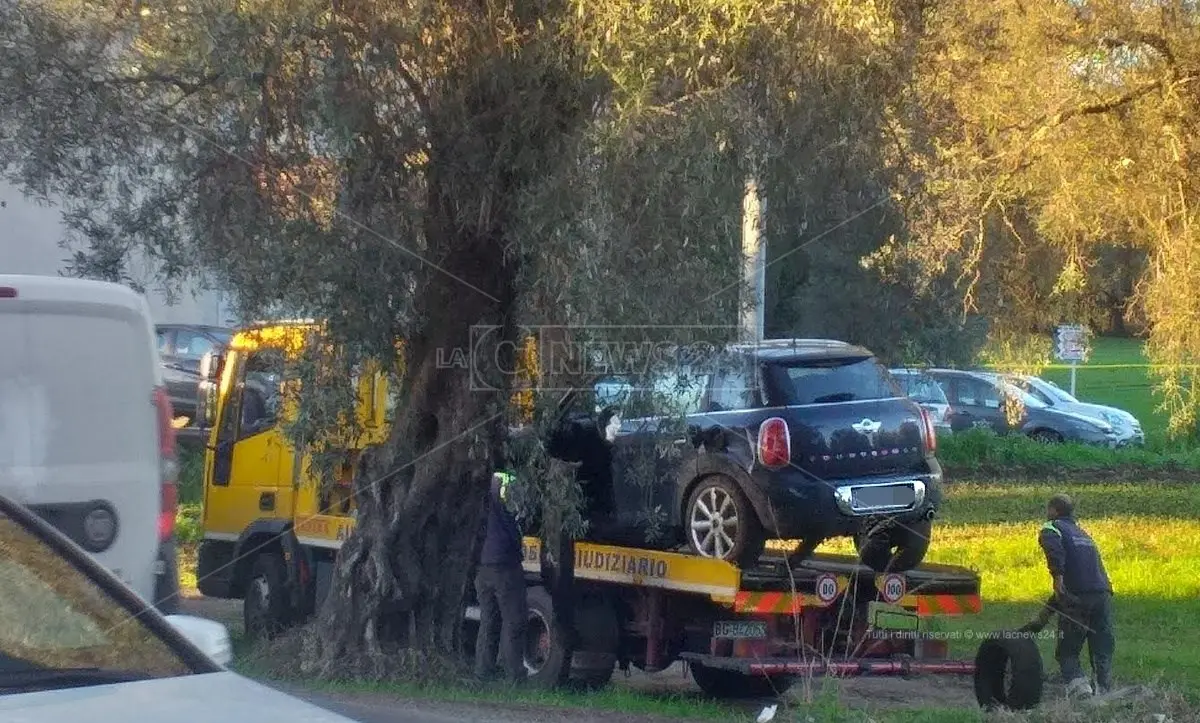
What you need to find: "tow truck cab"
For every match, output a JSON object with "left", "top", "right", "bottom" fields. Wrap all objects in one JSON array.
[{"left": 193, "top": 321, "right": 391, "bottom": 624}]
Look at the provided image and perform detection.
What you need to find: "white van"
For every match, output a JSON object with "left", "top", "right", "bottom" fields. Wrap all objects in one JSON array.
[{"left": 0, "top": 274, "right": 181, "bottom": 612}]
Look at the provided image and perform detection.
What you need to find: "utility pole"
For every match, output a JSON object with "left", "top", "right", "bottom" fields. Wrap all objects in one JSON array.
[{"left": 740, "top": 177, "right": 766, "bottom": 343}]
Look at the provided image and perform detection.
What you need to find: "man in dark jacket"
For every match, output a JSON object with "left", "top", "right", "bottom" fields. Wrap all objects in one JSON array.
[
  {"left": 1030, "top": 493, "right": 1115, "bottom": 697},
  {"left": 474, "top": 471, "right": 528, "bottom": 684}
]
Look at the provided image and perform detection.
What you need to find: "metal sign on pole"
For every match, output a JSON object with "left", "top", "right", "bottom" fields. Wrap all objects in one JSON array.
[{"left": 1054, "top": 324, "right": 1090, "bottom": 397}]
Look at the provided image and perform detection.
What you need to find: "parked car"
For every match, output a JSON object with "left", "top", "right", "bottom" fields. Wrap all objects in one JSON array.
[
  {"left": 155, "top": 324, "right": 233, "bottom": 424},
  {"left": 0, "top": 491, "right": 356, "bottom": 721},
  {"left": 1002, "top": 373, "right": 1144, "bottom": 446},
  {"left": 922, "top": 369, "right": 1123, "bottom": 446},
  {"left": 0, "top": 275, "right": 181, "bottom": 614},
  {"left": 889, "top": 368, "right": 953, "bottom": 434},
  {"left": 549, "top": 338, "right": 943, "bottom": 573}
]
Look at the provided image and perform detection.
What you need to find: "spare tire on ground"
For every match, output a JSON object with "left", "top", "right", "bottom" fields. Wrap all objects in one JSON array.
[{"left": 973, "top": 633, "right": 1044, "bottom": 710}]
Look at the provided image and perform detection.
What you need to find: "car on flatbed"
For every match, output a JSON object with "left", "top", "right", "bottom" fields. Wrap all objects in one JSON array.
[{"left": 557, "top": 338, "right": 944, "bottom": 572}]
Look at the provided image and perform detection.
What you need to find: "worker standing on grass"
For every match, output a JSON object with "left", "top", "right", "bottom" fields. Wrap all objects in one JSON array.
[
  {"left": 474, "top": 471, "right": 529, "bottom": 686},
  {"left": 1025, "top": 493, "right": 1115, "bottom": 698}
]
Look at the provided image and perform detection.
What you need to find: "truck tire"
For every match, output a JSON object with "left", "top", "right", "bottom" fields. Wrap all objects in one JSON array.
[
  {"left": 243, "top": 553, "right": 291, "bottom": 641},
  {"left": 855, "top": 519, "right": 932, "bottom": 573},
  {"left": 973, "top": 634, "right": 1044, "bottom": 710},
  {"left": 524, "top": 586, "right": 572, "bottom": 688},
  {"left": 568, "top": 595, "right": 619, "bottom": 690},
  {"left": 684, "top": 476, "right": 765, "bottom": 567},
  {"left": 690, "top": 662, "right": 795, "bottom": 699}
]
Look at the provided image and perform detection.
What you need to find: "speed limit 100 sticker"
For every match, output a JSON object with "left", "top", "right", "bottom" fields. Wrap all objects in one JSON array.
[
  {"left": 815, "top": 573, "right": 839, "bottom": 604},
  {"left": 880, "top": 573, "right": 906, "bottom": 603}
]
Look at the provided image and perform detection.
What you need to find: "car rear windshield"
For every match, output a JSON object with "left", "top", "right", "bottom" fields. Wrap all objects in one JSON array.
[{"left": 769, "top": 356, "right": 900, "bottom": 406}]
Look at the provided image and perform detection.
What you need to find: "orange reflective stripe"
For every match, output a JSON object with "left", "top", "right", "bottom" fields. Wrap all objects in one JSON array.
[
  {"left": 760, "top": 591, "right": 783, "bottom": 612},
  {"left": 939, "top": 595, "right": 962, "bottom": 615},
  {"left": 733, "top": 591, "right": 803, "bottom": 613}
]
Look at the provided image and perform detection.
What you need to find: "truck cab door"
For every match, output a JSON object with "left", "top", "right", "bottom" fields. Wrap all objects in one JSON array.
[{"left": 203, "top": 348, "right": 288, "bottom": 538}]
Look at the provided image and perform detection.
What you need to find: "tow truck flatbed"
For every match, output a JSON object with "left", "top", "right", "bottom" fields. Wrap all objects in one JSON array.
[{"left": 520, "top": 536, "right": 981, "bottom": 616}]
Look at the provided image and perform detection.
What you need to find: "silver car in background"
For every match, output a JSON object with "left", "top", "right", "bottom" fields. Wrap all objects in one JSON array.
[{"left": 1000, "top": 373, "right": 1145, "bottom": 447}]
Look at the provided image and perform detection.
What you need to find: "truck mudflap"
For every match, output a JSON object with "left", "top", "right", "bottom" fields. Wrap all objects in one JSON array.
[{"left": 680, "top": 652, "right": 976, "bottom": 677}]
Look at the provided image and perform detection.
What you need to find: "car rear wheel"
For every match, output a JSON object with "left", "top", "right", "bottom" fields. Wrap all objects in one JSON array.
[
  {"left": 1029, "top": 429, "right": 1064, "bottom": 444},
  {"left": 685, "top": 476, "right": 764, "bottom": 567},
  {"left": 854, "top": 518, "right": 932, "bottom": 573}
]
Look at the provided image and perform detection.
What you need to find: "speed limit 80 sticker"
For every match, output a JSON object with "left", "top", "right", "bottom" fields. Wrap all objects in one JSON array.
[{"left": 815, "top": 573, "right": 839, "bottom": 604}]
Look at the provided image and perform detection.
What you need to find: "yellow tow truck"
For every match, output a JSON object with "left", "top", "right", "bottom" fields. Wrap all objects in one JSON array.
[{"left": 193, "top": 320, "right": 1040, "bottom": 708}]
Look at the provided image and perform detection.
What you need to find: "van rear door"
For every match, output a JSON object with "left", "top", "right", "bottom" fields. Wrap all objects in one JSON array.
[{"left": 0, "top": 277, "right": 160, "bottom": 604}]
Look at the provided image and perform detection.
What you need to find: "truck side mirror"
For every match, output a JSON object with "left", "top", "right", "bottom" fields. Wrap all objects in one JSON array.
[{"left": 196, "top": 380, "right": 218, "bottom": 429}]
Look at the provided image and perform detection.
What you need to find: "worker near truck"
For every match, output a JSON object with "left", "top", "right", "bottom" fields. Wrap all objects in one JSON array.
[
  {"left": 473, "top": 471, "right": 528, "bottom": 685},
  {"left": 1022, "top": 493, "right": 1114, "bottom": 697}
]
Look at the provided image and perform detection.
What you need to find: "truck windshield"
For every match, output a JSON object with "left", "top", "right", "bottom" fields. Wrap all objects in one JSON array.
[{"left": 770, "top": 357, "right": 900, "bottom": 406}]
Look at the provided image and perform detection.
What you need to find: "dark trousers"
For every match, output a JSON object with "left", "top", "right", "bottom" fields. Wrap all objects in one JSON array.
[
  {"left": 474, "top": 563, "right": 528, "bottom": 683},
  {"left": 1055, "top": 591, "right": 1115, "bottom": 691}
]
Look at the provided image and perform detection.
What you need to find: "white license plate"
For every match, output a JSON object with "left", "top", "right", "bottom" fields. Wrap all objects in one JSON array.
[
  {"left": 852, "top": 484, "right": 916, "bottom": 510},
  {"left": 713, "top": 621, "right": 768, "bottom": 639}
]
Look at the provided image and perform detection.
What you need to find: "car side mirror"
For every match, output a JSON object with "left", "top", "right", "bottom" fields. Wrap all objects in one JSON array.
[
  {"left": 199, "top": 351, "right": 223, "bottom": 381},
  {"left": 164, "top": 614, "right": 233, "bottom": 666}
]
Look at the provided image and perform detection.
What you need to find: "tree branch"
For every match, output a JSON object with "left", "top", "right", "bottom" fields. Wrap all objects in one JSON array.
[
  {"left": 1101, "top": 31, "right": 1175, "bottom": 67},
  {"left": 91, "top": 71, "right": 222, "bottom": 95}
]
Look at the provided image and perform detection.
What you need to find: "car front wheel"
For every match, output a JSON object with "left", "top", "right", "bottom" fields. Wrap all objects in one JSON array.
[{"left": 685, "top": 476, "right": 764, "bottom": 567}]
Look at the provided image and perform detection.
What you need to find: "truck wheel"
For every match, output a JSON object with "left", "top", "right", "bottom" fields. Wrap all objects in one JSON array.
[
  {"left": 567, "top": 595, "right": 619, "bottom": 690},
  {"left": 974, "top": 634, "right": 1044, "bottom": 710},
  {"left": 685, "top": 476, "right": 765, "bottom": 567},
  {"left": 524, "top": 586, "right": 572, "bottom": 688},
  {"left": 855, "top": 519, "right": 932, "bottom": 573},
  {"left": 243, "top": 553, "right": 291, "bottom": 641},
  {"left": 690, "top": 662, "right": 795, "bottom": 699}
]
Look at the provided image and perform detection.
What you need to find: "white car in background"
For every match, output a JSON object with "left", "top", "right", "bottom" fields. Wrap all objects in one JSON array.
[
  {"left": 0, "top": 491, "right": 355, "bottom": 721},
  {"left": 1001, "top": 374, "right": 1145, "bottom": 447}
]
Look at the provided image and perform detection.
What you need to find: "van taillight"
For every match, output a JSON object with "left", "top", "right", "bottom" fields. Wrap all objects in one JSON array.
[
  {"left": 920, "top": 408, "right": 937, "bottom": 454},
  {"left": 757, "top": 417, "right": 791, "bottom": 469},
  {"left": 153, "top": 386, "right": 179, "bottom": 541},
  {"left": 0, "top": 287, "right": 17, "bottom": 298}
]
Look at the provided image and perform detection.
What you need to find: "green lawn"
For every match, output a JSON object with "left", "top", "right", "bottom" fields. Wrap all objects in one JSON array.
[
  {"left": 1035, "top": 336, "right": 1178, "bottom": 446},
  {"left": 820, "top": 479, "right": 1200, "bottom": 691}
]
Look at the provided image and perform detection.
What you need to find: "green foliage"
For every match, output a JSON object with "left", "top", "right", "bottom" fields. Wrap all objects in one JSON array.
[
  {"left": 939, "top": 429, "right": 1200, "bottom": 477},
  {"left": 177, "top": 449, "right": 205, "bottom": 506},
  {"left": 175, "top": 503, "right": 203, "bottom": 546}
]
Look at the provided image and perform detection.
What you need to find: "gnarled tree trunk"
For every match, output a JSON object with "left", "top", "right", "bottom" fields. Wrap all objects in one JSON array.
[{"left": 302, "top": 225, "right": 518, "bottom": 677}]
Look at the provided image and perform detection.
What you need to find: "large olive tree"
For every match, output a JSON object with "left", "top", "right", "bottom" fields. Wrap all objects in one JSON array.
[{"left": 0, "top": 0, "right": 930, "bottom": 673}]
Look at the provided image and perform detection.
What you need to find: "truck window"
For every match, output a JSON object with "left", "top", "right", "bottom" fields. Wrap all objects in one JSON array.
[{"left": 239, "top": 349, "right": 285, "bottom": 440}]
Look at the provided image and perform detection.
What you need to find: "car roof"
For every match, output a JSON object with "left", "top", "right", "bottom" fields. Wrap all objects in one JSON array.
[{"left": 726, "top": 338, "right": 873, "bottom": 362}]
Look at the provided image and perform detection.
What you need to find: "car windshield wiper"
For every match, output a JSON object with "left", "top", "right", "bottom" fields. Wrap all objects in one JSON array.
[
  {"left": 0, "top": 667, "right": 154, "bottom": 692},
  {"left": 811, "top": 392, "right": 857, "bottom": 404}
]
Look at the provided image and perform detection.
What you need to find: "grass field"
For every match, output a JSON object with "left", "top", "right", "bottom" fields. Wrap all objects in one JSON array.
[{"left": 817, "top": 479, "right": 1200, "bottom": 690}]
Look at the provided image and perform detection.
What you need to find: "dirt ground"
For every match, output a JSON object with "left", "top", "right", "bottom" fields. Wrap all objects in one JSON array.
[{"left": 179, "top": 593, "right": 981, "bottom": 720}]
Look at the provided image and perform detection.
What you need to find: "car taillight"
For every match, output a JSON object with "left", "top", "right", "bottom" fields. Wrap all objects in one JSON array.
[
  {"left": 920, "top": 407, "right": 937, "bottom": 454},
  {"left": 154, "top": 386, "right": 179, "bottom": 542},
  {"left": 757, "top": 417, "right": 791, "bottom": 469},
  {"left": 0, "top": 287, "right": 17, "bottom": 298}
]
